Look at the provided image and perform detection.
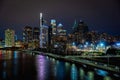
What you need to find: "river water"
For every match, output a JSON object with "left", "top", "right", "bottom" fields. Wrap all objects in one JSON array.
[{"left": 0, "top": 50, "right": 119, "bottom": 80}]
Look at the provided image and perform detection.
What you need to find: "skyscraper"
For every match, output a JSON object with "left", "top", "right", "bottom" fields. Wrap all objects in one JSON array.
[
  {"left": 57, "top": 23, "right": 63, "bottom": 35},
  {"left": 56, "top": 23, "right": 67, "bottom": 37},
  {"left": 42, "top": 25, "right": 48, "bottom": 47},
  {"left": 39, "top": 13, "right": 48, "bottom": 48},
  {"left": 23, "top": 26, "right": 33, "bottom": 48},
  {"left": 33, "top": 27, "right": 40, "bottom": 48},
  {"left": 51, "top": 19, "right": 57, "bottom": 35},
  {"left": 33, "top": 27, "right": 39, "bottom": 40},
  {"left": 72, "top": 20, "right": 89, "bottom": 43},
  {"left": 23, "top": 26, "right": 33, "bottom": 43},
  {"left": 51, "top": 21, "right": 67, "bottom": 50},
  {"left": 73, "top": 20, "right": 88, "bottom": 34},
  {"left": 40, "top": 13, "right": 43, "bottom": 48},
  {"left": 48, "top": 25, "right": 52, "bottom": 47},
  {"left": 5, "top": 29, "right": 15, "bottom": 47}
]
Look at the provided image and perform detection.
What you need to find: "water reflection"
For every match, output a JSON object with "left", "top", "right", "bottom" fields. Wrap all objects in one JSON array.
[
  {"left": 51, "top": 57, "right": 57, "bottom": 77},
  {"left": 65, "top": 62, "right": 71, "bottom": 73},
  {"left": 56, "top": 61, "right": 65, "bottom": 80},
  {"left": 0, "top": 50, "right": 37, "bottom": 80},
  {"left": 36, "top": 55, "right": 45, "bottom": 80},
  {"left": 13, "top": 51, "right": 18, "bottom": 76},
  {"left": 87, "top": 71, "right": 94, "bottom": 80},
  {"left": 95, "top": 69, "right": 108, "bottom": 77},
  {"left": 2, "top": 61, "right": 7, "bottom": 79},
  {"left": 71, "top": 64, "right": 78, "bottom": 80},
  {"left": 65, "top": 62, "right": 71, "bottom": 80},
  {"left": 104, "top": 76, "right": 112, "bottom": 80},
  {"left": 0, "top": 50, "right": 118, "bottom": 80},
  {"left": 0, "top": 50, "right": 2, "bottom": 59},
  {"left": 3, "top": 61, "right": 7, "bottom": 67},
  {"left": 79, "top": 68, "right": 85, "bottom": 80},
  {"left": 13, "top": 51, "right": 18, "bottom": 59},
  {"left": 3, "top": 71, "right": 7, "bottom": 79},
  {"left": 36, "top": 55, "right": 49, "bottom": 80},
  {"left": 3, "top": 50, "right": 12, "bottom": 59}
]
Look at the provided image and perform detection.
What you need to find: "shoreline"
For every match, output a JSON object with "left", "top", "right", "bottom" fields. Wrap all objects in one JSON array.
[{"left": 31, "top": 51, "right": 120, "bottom": 74}]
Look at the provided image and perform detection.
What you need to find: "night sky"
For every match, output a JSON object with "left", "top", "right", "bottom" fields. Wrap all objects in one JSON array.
[{"left": 0, "top": 0, "right": 120, "bottom": 40}]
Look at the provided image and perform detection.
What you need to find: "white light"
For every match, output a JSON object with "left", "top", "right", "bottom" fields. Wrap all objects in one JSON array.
[
  {"left": 58, "top": 23, "right": 63, "bottom": 27},
  {"left": 116, "top": 43, "right": 120, "bottom": 46},
  {"left": 40, "top": 13, "right": 42, "bottom": 19},
  {"left": 100, "top": 43, "right": 104, "bottom": 47},
  {"left": 86, "top": 42, "right": 89, "bottom": 45},
  {"left": 72, "top": 42, "right": 75, "bottom": 46}
]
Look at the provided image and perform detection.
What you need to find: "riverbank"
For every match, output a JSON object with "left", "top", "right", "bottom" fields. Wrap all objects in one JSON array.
[{"left": 31, "top": 50, "right": 120, "bottom": 74}]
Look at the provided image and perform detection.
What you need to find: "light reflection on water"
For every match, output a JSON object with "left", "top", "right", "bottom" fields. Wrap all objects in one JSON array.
[
  {"left": 103, "top": 76, "right": 112, "bottom": 80},
  {"left": 71, "top": 64, "right": 78, "bottom": 80},
  {"left": 13, "top": 52, "right": 18, "bottom": 76},
  {"left": 36, "top": 55, "right": 46, "bottom": 80},
  {"left": 87, "top": 71, "right": 94, "bottom": 80},
  {"left": 0, "top": 50, "right": 118, "bottom": 80},
  {"left": 3, "top": 71, "right": 6, "bottom": 79},
  {"left": 79, "top": 68, "right": 85, "bottom": 80},
  {"left": 95, "top": 69, "right": 108, "bottom": 77}
]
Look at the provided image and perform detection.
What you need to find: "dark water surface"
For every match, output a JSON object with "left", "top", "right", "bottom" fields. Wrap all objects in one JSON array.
[{"left": 0, "top": 50, "right": 119, "bottom": 80}]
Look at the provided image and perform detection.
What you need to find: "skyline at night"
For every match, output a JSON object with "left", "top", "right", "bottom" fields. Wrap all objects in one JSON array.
[
  {"left": 0, "top": 0, "right": 120, "bottom": 40},
  {"left": 0, "top": 1, "right": 120, "bottom": 80}
]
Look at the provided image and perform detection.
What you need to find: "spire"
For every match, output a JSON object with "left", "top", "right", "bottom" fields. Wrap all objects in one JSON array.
[{"left": 72, "top": 19, "right": 78, "bottom": 29}]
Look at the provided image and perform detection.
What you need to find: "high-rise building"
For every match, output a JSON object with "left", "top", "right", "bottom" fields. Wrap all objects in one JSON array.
[
  {"left": 72, "top": 20, "right": 89, "bottom": 43},
  {"left": 51, "top": 21, "right": 67, "bottom": 50},
  {"left": 51, "top": 19, "right": 57, "bottom": 35},
  {"left": 23, "top": 26, "right": 33, "bottom": 43},
  {"left": 48, "top": 25, "right": 52, "bottom": 47},
  {"left": 33, "top": 27, "right": 40, "bottom": 48},
  {"left": 40, "top": 13, "right": 43, "bottom": 48},
  {"left": 57, "top": 23, "right": 66, "bottom": 36},
  {"left": 42, "top": 25, "right": 48, "bottom": 47},
  {"left": 57, "top": 23, "right": 63, "bottom": 35},
  {"left": 39, "top": 13, "right": 48, "bottom": 48},
  {"left": 33, "top": 27, "right": 39, "bottom": 40},
  {"left": 5, "top": 29, "right": 15, "bottom": 47}
]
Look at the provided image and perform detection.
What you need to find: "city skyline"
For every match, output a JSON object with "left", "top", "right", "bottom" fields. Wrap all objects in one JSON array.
[{"left": 0, "top": 0, "right": 120, "bottom": 40}]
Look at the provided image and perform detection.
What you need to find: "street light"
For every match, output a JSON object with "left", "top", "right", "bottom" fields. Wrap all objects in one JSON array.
[
  {"left": 100, "top": 43, "right": 104, "bottom": 47},
  {"left": 72, "top": 42, "right": 76, "bottom": 46}
]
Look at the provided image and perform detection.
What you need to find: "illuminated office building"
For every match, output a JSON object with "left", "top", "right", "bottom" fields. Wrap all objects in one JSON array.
[
  {"left": 39, "top": 13, "right": 49, "bottom": 48},
  {"left": 33, "top": 27, "right": 39, "bottom": 40},
  {"left": 50, "top": 21, "right": 67, "bottom": 49},
  {"left": 5, "top": 29, "right": 15, "bottom": 47},
  {"left": 23, "top": 26, "right": 33, "bottom": 48},
  {"left": 23, "top": 26, "right": 33, "bottom": 43},
  {"left": 72, "top": 20, "right": 89, "bottom": 43},
  {"left": 42, "top": 25, "right": 48, "bottom": 47},
  {"left": 51, "top": 19, "right": 57, "bottom": 35},
  {"left": 57, "top": 23, "right": 66, "bottom": 36},
  {"left": 33, "top": 27, "right": 40, "bottom": 48},
  {"left": 57, "top": 23, "right": 63, "bottom": 34}
]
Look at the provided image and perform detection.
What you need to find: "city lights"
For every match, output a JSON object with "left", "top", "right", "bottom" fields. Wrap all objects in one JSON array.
[
  {"left": 0, "top": 0, "right": 120, "bottom": 80},
  {"left": 116, "top": 42, "right": 120, "bottom": 46}
]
